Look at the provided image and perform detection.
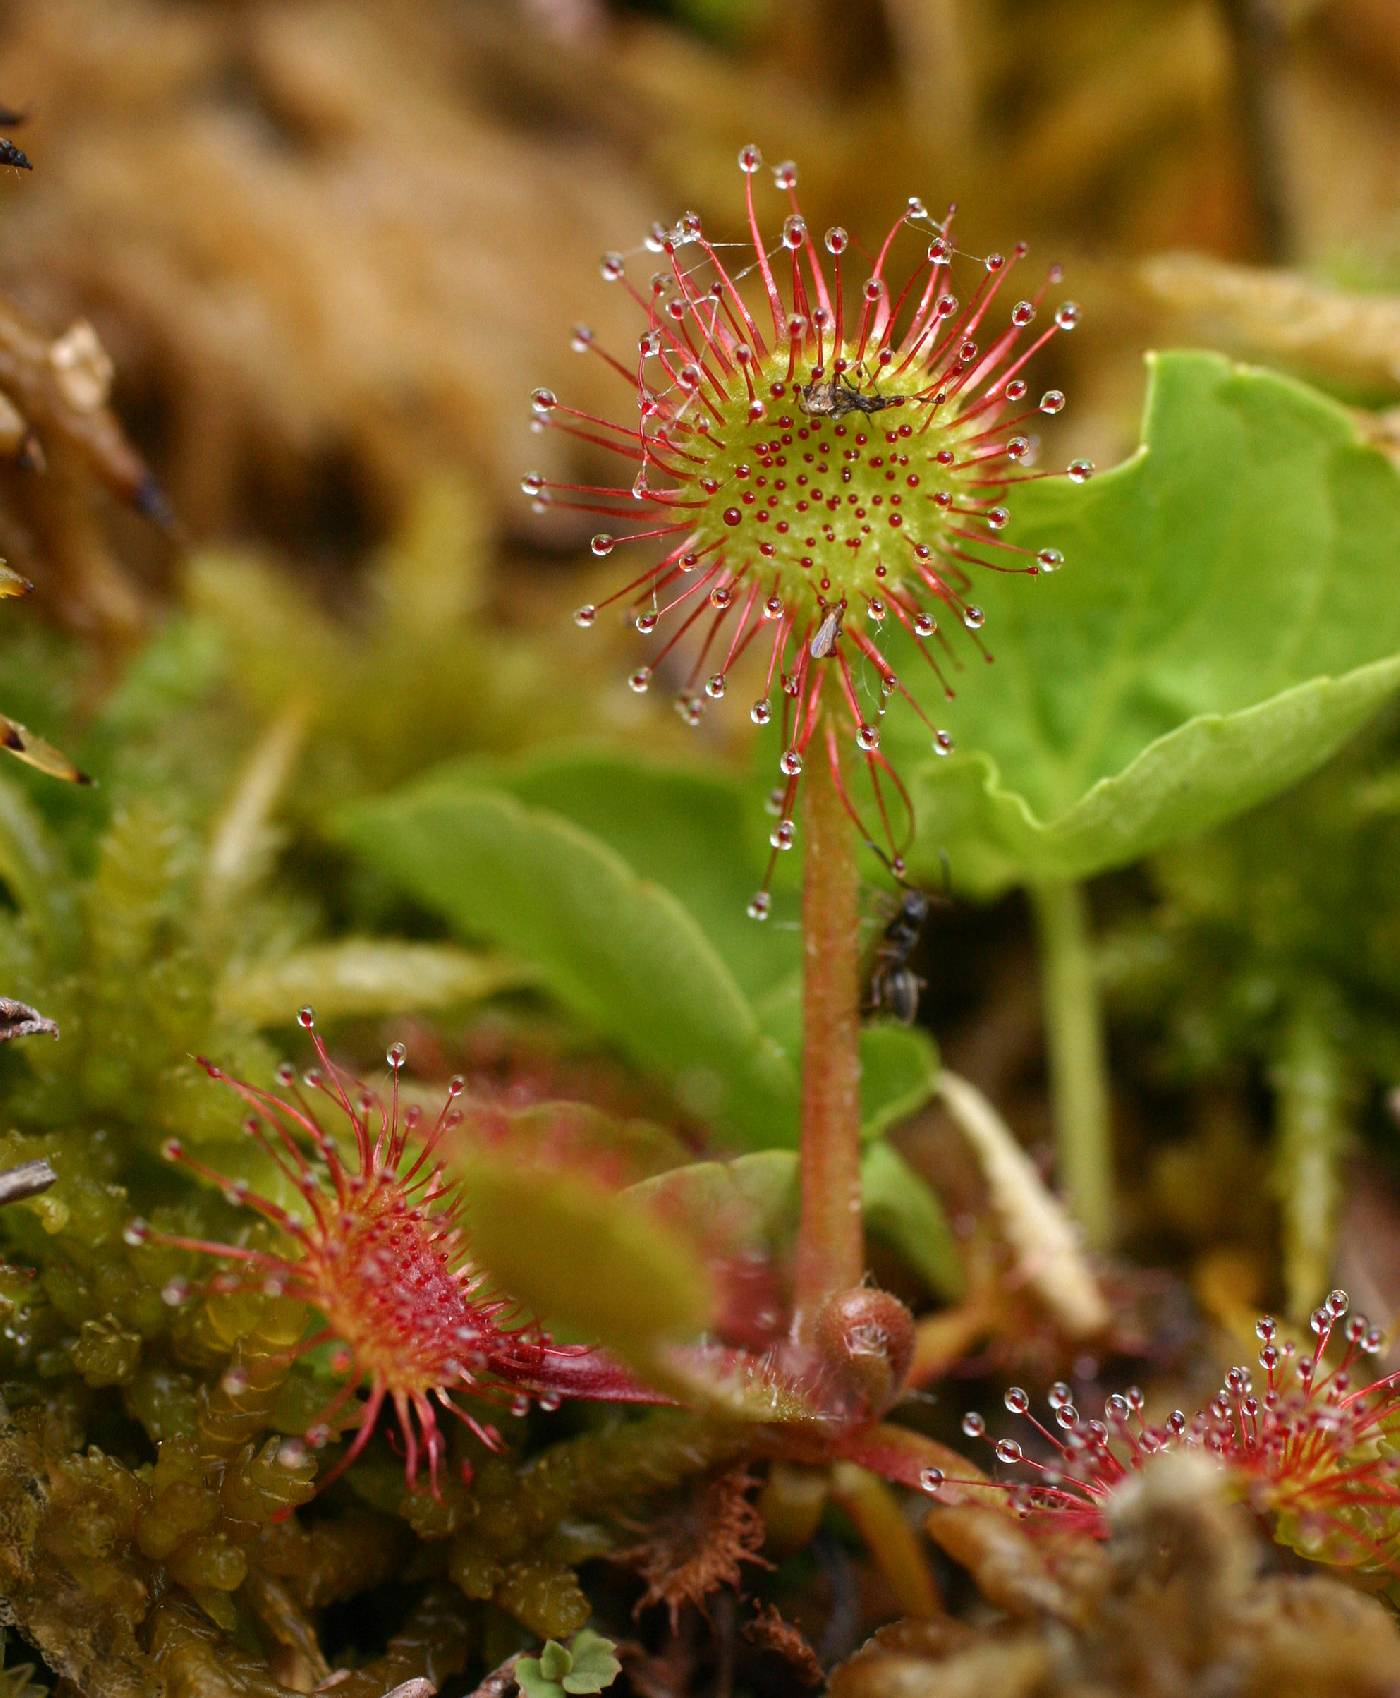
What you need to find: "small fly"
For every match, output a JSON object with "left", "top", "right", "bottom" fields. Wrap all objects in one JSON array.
[
  {"left": 808, "top": 602, "right": 845, "bottom": 660},
  {"left": 797, "top": 375, "right": 904, "bottom": 420}
]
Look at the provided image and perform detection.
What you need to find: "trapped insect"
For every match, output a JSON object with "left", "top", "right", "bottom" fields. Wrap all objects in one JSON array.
[
  {"left": 808, "top": 601, "right": 846, "bottom": 660},
  {"left": 863, "top": 849, "right": 949, "bottom": 1025},
  {"left": 796, "top": 375, "right": 905, "bottom": 420},
  {"left": 0, "top": 105, "right": 29, "bottom": 173}
]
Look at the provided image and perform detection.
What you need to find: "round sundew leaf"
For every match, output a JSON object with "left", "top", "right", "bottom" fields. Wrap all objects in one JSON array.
[
  {"left": 334, "top": 762, "right": 942, "bottom": 1148},
  {"left": 879, "top": 352, "right": 1400, "bottom": 894},
  {"left": 456, "top": 1147, "right": 713, "bottom": 1367}
]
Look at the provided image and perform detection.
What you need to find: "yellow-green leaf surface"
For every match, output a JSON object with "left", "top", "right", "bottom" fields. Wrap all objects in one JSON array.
[
  {"left": 880, "top": 353, "right": 1400, "bottom": 894},
  {"left": 336, "top": 755, "right": 940, "bottom": 1148},
  {"left": 464, "top": 1097, "right": 688, "bottom": 1184},
  {"left": 458, "top": 1149, "right": 713, "bottom": 1368},
  {"left": 217, "top": 938, "right": 529, "bottom": 1025}
]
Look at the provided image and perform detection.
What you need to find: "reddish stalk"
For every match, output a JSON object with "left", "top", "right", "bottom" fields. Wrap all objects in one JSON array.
[{"left": 793, "top": 716, "right": 864, "bottom": 1329}]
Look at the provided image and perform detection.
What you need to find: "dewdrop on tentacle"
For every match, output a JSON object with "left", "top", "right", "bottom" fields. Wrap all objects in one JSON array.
[
  {"left": 922, "top": 1293, "right": 1400, "bottom": 1574},
  {"left": 130, "top": 1012, "right": 658, "bottom": 1498},
  {"left": 530, "top": 146, "right": 1089, "bottom": 913}
]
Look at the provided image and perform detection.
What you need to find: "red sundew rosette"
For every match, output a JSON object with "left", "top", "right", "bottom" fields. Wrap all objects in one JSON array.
[
  {"left": 920, "top": 1290, "right": 1400, "bottom": 1570},
  {"left": 126, "top": 1010, "right": 660, "bottom": 1499}
]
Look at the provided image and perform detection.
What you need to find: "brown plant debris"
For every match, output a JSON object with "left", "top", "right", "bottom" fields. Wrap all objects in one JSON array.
[
  {"left": 741, "top": 1605, "right": 823, "bottom": 1688},
  {"left": 0, "top": 999, "right": 58, "bottom": 1046},
  {"left": 1138, "top": 252, "right": 1400, "bottom": 393},
  {"left": 615, "top": 1466, "right": 771, "bottom": 1629},
  {"left": 0, "top": 1160, "right": 56, "bottom": 1209},
  {"left": 0, "top": 0, "right": 648, "bottom": 550},
  {"left": 0, "top": 293, "right": 168, "bottom": 638},
  {"left": 832, "top": 1453, "right": 1400, "bottom": 1698}
]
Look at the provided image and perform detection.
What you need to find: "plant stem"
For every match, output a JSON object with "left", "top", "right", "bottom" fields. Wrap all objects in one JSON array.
[
  {"left": 830, "top": 1462, "right": 942, "bottom": 1618},
  {"left": 793, "top": 721, "right": 864, "bottom": 1326},
  {"left": 1273, "top": 1002, "right": 1352, "bottom": 1320},
  {"left": 1216, "top": 0, "right": 1293, "bottom": 262},
  {"left": 1029, "top": 879, "right": 1114, "bottom": 1249}
]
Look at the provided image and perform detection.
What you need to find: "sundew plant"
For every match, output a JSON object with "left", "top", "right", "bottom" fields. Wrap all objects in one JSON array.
[
  {"left": 531, "top": 147, "right": 1088, "bottom": 916},
  {"left": 1, "top": 28, "right": 1400, "bottom": 1698},
  {"left": 524, "top": 146, "right": 1093, "bottom": 1347}
]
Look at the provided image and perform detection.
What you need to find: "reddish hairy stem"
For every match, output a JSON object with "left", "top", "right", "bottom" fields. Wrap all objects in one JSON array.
[{"left": 793, "top": 719, "right": 864, "bottom": 1327}]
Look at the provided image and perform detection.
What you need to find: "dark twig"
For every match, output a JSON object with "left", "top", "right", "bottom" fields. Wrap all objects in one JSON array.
[
  {"left": 464, "top": 1655, "right": 520, "bottom": 1698},
  {"left": 1217, "top": 0, "right": 1294, "bottom": 262}
]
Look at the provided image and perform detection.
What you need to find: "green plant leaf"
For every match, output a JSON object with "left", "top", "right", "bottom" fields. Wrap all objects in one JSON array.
[
  {"left": 516, "top": 1655, "right": 556, "bottom": 1698},
  {"left": 560, "top": 1630, "right": 622, "bottom": 1695},
  {"left": 335, "top": 757, "right": 941, "bottom": 1147},
  {"left": 467, "top": 1098, "right": 690, "bottom": 1185},
  {"left": 627, "top": 1149, "right": 801, "bottom": 1251},
  {"left": 216, "top": 938, "right": 530, "bottom": 1025},
  {"left": 539, "top": 1643, "right": 572, "bottom": 1683},
  {"left": 474, "top": 749, "right": 789, "bottom": 1006},
  {"left": 859, "top": 1140, "right": 963, "bottom": 1298},
  {"left": 628, "top": 1143, "right": 962, "bottom": 1298},
  {"left": 455, "top": 1145, "right": 714, "bottom": 1370},
  {"left": 881, "top": 352, "right": 1400, "bottom": 894},
  {"left": 336, "top": 774, "right": 794, "bottom": 1147},
  {"left": 857, "top": 1026, "right": 941, "bottom": 1138},
  {"left": 517, "top": 1632, "right": 621, "bottom": 1698}
]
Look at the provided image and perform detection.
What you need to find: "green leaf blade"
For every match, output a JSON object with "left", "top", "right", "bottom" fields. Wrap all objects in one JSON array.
[
  {"left": 336, "top": 777, "right": 797, "bottom": 1147},
  {"left": 336, "top": 757, "right": 944, "bottom": 1147},
  {"left": 883, "top": 352, "right": 1400, "bottom": 891},
  {"left": 459, "top": 1147, "right": 714, "bottom": 1369}
]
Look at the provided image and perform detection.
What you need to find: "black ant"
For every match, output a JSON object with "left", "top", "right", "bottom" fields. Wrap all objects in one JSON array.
[
  {"left": 797, "top": 373, "right": 904, "bottom": 421},
  {"left": 0, "top": 106, "right": 31, "bottom": 173},
  {"left": 862, "top": 846, "right": 950, "bottom": 1026}
]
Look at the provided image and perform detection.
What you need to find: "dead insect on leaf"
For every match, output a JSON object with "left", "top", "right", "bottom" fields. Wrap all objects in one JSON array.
[
  {"left": 797, "top": 376, "right": 904, "bottom": 420},
  {"left": 808, "top": 601, "right": 846, "bottom": 660},
  {"left": 0, "top": 998, "right": 59, "bottom": 1043}
]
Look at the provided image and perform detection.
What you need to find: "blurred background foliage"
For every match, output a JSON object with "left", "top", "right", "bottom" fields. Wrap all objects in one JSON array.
[
  {"left": 0, "top": 0, "right": 1394, "bottom": 1392},
  {"left": 0, "top": 0, "right": 1397, "bottom": 599},
  {"left": 0, "top": 0, "right": 1392, "bottom": 1350},
  {"left": 0, "top": 0, "right": 1398, "bottom": 1689}
]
